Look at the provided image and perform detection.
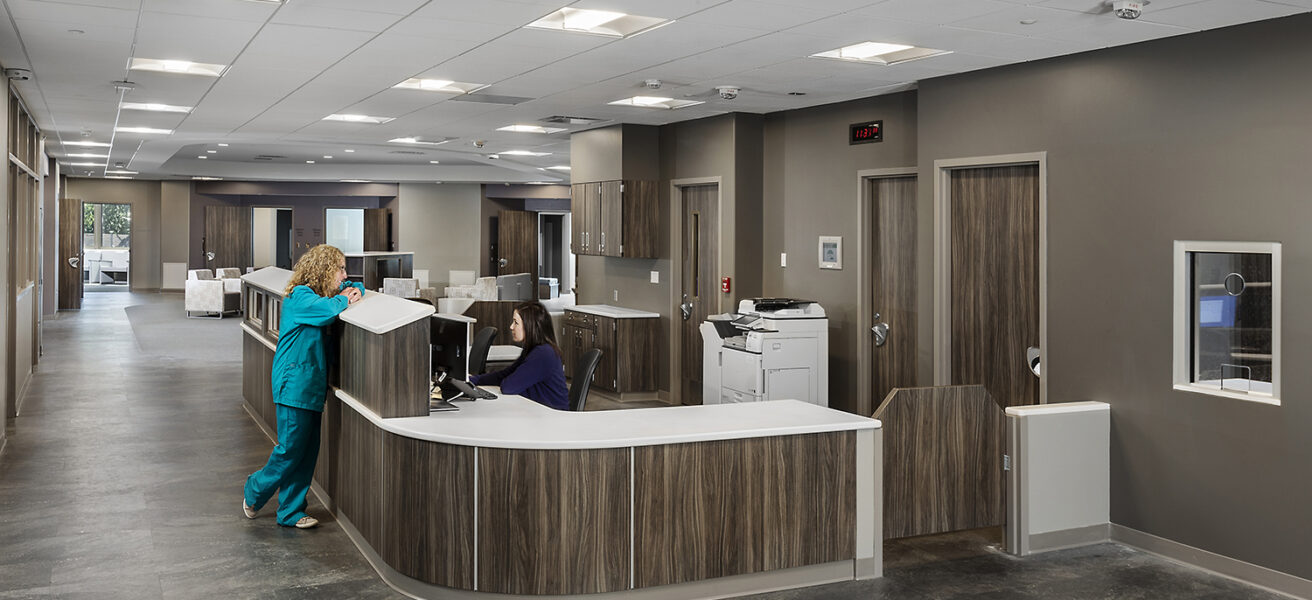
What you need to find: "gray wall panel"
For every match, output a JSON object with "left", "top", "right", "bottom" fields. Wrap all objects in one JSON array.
[{"left": 64, "top": 178, "right": 164, "bottom": 290}]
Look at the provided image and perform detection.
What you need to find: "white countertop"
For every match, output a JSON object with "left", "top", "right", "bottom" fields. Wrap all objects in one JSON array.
[
  {"left": 1005, "top": 401, "right": 1110, "bottom": 417},
  {"left": 339, "top": 290, "right": 434, "bottom": 334},
  {"left": 336, "top": 388, "right": 878, "bottom": 450},
  {"left": 569, "top": 304, "right": 661, "bottom": 319},
  {"left": 241, "top": 266, "right": 291, "bottom": 295}
]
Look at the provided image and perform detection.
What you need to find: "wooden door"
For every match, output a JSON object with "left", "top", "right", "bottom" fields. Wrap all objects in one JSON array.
[
  {"left": 497, "top": 210, "right": 538, "bottom": 288},
  {"left": 950, "top": 165, "right": 1040, "bottom": 408},
  {"left": 870, "top": 176, "right": 918, "bottom": 407},
  {"left": 203, "top": 205, "right": 252, "bottom": 270},
  {"left": 57, "top": 198, "right": 82, "bottom": 310},
  {"left": 599, "top": 180, "right": 622, "bottom": 257},
  {"left": 363, "top": 208, "right": 390, "bottom": 251},
  {"left": 678, "top": 184, "right": 718, "bottom": 405}
]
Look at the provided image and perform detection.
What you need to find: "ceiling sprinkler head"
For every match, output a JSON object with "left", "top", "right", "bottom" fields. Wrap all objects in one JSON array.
[{"left": 1111, "top": 0, "right": 1144, "bottom": 19}]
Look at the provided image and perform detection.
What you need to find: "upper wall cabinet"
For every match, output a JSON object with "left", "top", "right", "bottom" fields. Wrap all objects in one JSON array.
[{"left": 571, "top": 180, "right": 658, "bottom": 258}]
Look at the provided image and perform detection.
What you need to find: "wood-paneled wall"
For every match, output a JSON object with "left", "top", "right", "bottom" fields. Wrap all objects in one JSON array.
[
  {"left": 382, "top": 433, "right": 475, "bottom": 589},
  {"left": 338, "top": 406, "right": 383, "bottom": 549},
  {"left": 873, "top": 385, "right": 1004, "bottom": 539},
  {"left": 338, "top": 320, "right": 428, "bottom": 417},
  {"left": 634, "top": 432, "right": 855, "bottom": 587},
  {"left": 478, "top": 448, "right": 630, "bottom": 594}
]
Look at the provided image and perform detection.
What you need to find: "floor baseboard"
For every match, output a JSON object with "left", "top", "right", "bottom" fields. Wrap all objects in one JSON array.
[{"left": 1111, "top": 524, "right": 1311, "bottom": 599}]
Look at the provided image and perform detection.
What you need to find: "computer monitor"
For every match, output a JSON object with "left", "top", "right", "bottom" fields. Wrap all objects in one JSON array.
[
  {"left": 431, "top": 315, "right": 471, "bottom": 383},
  {"left": 497, "top": 272, "right": 534, "bottom": 301},
  {"left": 1198, "top": 295, "right": 1236, "bottom": 328}
]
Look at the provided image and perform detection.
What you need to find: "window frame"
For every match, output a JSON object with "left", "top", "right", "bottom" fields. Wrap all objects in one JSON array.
[{"left": 1172, "top": 240, "right": 1281, "bottom": 405}]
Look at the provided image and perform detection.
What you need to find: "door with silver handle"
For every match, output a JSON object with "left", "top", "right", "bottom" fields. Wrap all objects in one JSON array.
[
  {"left": 680, "top": 293, "right": 693, "bottom": 321},
  {"left": 872, "top": 312, "right": 889, "bottom": 347},
  {"left": 67, "top": 256, "right": 80, "bottom": 268}
]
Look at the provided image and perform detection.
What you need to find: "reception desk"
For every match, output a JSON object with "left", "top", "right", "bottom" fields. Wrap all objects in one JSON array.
[{"left": 239, "top": 267, "right": 882, "bottom": 599}]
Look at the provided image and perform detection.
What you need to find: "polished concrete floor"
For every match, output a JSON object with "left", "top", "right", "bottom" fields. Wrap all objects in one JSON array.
[{"left": 0, "top": 292, "right": 1292, "bottom": 599}]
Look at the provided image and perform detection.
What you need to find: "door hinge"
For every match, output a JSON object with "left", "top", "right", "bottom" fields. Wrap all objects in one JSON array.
[{"left": 1003, "top": 454, "right": 1011, "bottom": 471}]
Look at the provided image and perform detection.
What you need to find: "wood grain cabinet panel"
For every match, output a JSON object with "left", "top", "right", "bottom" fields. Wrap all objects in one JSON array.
[
  {"left": 337, "top": 407, "right": 383, "bottom": 550},
  {"left": 381, "top": 434, "right": 475, "bottom": 589},
  {"left": 563, "top": 311, "right": 658, "bottom": 393},
  {"left": 477, "top": 447, "right": 630, "bottom": 595},
  {"left": 571, "top": 180, "right": 657, "bottom": 258},
  {"left": 339, "top": 320, "right": 429, "bottom": 418},
  {"left": 634, "top": 433, "right": 855, "bottom": 588}
]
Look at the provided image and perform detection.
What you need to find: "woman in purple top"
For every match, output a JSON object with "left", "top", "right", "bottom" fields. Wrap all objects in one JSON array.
[{"left": 470, "top": 302, "right": 569, "bottom": 410}]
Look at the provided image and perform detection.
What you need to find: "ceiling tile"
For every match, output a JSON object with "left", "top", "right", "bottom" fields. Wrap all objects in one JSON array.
[
  {"left": 8, "top": 0, "right": 138, "bottom": 28},
  {"left": 294, "top": 0, "right": 429, "bottom": 15},
  {"left": 854, "top": 0, "right": 1015, "bottom": 24},
  {"left": 270, "top": 3, "right": 407, "bottom": 33},
  {"left": 410, "top": 0, "right": 554, "bottom": 25},
  {"left": 947, "top": 5, "right": 1101, "bottom": 36},
  {"left": 239, "top": 24, "right": 376, "bottom": 72},
  {"left": 142, "top": 0, "right": 276, "bottom": 22},
  {"left": 682, "top": 0, "right": 839, "bottom": 30},
  {"left": 385, "top": 15, "right": 515, "bottom": 40},
  {"left": 1141, "top": 0, "right": 1305, "bottom": 30},
  {"left": 569, "top": 0, "right": 728, "bottom": 20},
  {"left": 1037, "top": 17, "right": 1194, "bottom": 46},
  {"left": 134, "top": 11, "right": 264, "bottom": 65}
]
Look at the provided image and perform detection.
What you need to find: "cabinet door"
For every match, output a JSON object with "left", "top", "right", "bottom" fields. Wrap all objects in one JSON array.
[
  {"left": 599, "top": 180, "right": 623, "bottom": 257},
  {"left": 570, "top": 184, "right": 587, "bottom": 254},
  {"left": 561, "top": 323, "right": 577, "bottom": 377},
  {"left": 620, "top": 180, "right": 659, "bottom": 258},
  {"left": 593, "top": 316, "right": 617, "bottom": 391}
]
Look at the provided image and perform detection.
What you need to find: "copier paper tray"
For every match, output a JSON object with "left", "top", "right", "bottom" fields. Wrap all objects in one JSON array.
[{"left": 748, "top": 298, "right": 815, "bottom": 312}]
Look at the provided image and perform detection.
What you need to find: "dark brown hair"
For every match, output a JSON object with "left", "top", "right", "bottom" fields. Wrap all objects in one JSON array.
[{"left": 513, "top": 301, "right": 560, "bottom": 359}]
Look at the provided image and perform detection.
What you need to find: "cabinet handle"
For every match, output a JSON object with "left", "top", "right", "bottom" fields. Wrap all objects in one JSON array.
[{"left": 601, "top": 231, "right": 605, "bottom": 252}]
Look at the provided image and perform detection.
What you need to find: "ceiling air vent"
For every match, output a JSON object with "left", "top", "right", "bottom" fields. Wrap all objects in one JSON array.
[
  {"left": 388, "top": 150, "right": 425, "bottom": 155},
  {"left": 451, "top": 93, "right": 533, "bottom": 105},
  {"left": 541, "top": 115, "right": 606, "bottom": 125},
  {"left": 253, "top": 155, "right": 286, "bottom": 161}
]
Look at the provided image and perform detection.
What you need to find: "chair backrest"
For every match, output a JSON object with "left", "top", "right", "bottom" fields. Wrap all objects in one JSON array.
[
  {"left": 188, "top": 269, "right": 215, "bottom": 280},
  {"left": 215, "top": 267, "right": 242, "bottom": 279},
  {"left": 468, "top": 327, "right": 498, "bottom": 376},
  {"left": 569, "top": 349, "right": 603, "bottom": 412}
]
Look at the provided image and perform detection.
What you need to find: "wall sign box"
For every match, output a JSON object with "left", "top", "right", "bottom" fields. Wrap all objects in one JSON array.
[{"left": 849, "top": 120, "right": 882, "bottom": 145}]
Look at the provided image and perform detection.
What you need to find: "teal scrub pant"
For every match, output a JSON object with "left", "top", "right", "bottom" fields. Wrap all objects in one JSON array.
[{"left": 245, "top": 404, "right": 321, "bottom": 526}]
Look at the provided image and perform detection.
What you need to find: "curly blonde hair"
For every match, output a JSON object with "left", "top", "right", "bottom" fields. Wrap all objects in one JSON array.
[{"left": 284, "top": 244, "right": 345, "bottom": 297}]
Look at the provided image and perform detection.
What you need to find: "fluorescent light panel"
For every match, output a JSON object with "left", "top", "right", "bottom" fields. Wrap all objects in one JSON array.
[
  {"left": 388, "top": 137, "right": 449, "bottom": 146},
  {"left": 811, "top": 41, "right": 951, "bottom": 65},
  {"left": 65, "top": 153, "right": 109, "bottom": 158},
  {"left": 340, "top": 179, "right": 371, "bottom": 183},
  {"left": 64, "top": 141, "right": 112, "bottom": 148},
  {"left": 116, "top": 126, "right": 173, "bottom": 134},
  {"left": 608, "top": 96, "right": 703, "bottom": 110},
  {"left": 500, "top": 150, "right": 551, "bottom": 157},
  {"left": 545, "top": 165, "right": 571, "bottom": 171},
  {"left": 129, "top": 57, "right": 226, "bottom": 77},
  {"left": 393, "top": 78, "right": 487, "bottom": 94},
  {"left": 66, "top": 162, "right": 104, "bottom": 166},
  {"left": 497, "top": 124, "right": 567, "bottom": 134},
  {"left": 323, "top": 114, "right": 394, "bottom": 124},
  {"left": 526, "top": 8, "right": 670, "bottom": 38},
  {"left": 105, "top": 170, "right": 137, "bottom": 175},
  {"left": 122, "top": 102, "right": 192, "bottom": 113}
]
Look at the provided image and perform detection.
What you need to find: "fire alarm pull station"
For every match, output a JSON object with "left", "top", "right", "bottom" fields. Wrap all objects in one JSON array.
[{"left": 721, "top": 277, "right": 731, "bottom": 293}]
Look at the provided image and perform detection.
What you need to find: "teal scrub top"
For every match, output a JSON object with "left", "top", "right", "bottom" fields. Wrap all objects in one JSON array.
[{"left": 270, "top": 281, "right": 365, "bottom": 412}]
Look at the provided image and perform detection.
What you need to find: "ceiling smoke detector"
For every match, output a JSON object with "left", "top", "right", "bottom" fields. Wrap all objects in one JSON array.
[
  {"left": 1111, "top": 0, "right": 1144, "bottom": 19},
  {"left": 716, "top": 85, "right": 740, "bottom": 100},
  {"left": 643, "top": 79, "right": 662, "bottom": 89}
]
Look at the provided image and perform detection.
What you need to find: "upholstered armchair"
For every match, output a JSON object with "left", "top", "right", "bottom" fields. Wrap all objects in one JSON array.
[
  {"left": 185, "top": 269, "right": 240, "bottom": 318},
  {"left": 215, "top": 267, "right": 243, "bottom": 294},
  {"left": 382, "top": 277, "right": 419, "bottom": 298}
]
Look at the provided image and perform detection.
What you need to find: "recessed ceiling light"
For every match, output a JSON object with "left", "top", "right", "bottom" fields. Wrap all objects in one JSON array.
[
  {"left": 121, "top": 102, "right": 193, "bottom": 113},
  {"left": 66, "top": 153, "right": 109, "bottom": 158},
  {"left": 497, "top": 124, "right": 567, "bottom": 134},
  {"left": 388, "top": 137, "right": 450, "bottom": 147},
  {"left": 105, "top": 170, "right": 137, "bottom": 175},
  {"left": 340, "top": 179, "right": 371, "bottom": 183},
  {"left": 323, "top": 155, "right": 333, "bottom": 159},
  {"left": 811, "top": 41, "right": 950, "bottom": 65},
  {"left": 218, "top": 143, "right": 229, "bottom": 147},
  {"left": 207, "top": 150, "right": 217, "bottom": 153},
  {"left": 64, "top": 140, "right": 112, "bottom": 147},
  {"left": 192, "top": 176, "right": 222, "bottom": 181},
  {"left": 116, "top": 126, "right": 173, "bottom": 134},
  {"left": 66, "top": 162, "right": 104, "bottom": 166},
  {"left": 393, "top": 79, "right": 487, "bottom": 94},
  {"left": 344, "top": 149, "right": 355, "bottom": 153},
  {"left": 526, "top": 7, "right": 670, "bottom": 38},
  {"left": 129, "top": 57, "right": 226, "bottom": 77},
  {"left": 429, "top": 160, "right": 440, "bottom": 164},
  {"left": 197, "top": 155, "right": 207, "bottom": 159},
  {"left": 323, "top": 114, "right": 394, "bottom": 124},
  {"left": 306, "top": 160, "right": 315, "bottom": 164},
  {"left": 608, "top": 96, "right": 704, "bottom": 110},
  {"left": 545, "top": 165, "right": 571, "bottom": 171}
]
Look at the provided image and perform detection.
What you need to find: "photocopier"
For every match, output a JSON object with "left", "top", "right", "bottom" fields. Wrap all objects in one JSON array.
[{"left": 699, "top": 298, "right": 828, "bottom": 407}]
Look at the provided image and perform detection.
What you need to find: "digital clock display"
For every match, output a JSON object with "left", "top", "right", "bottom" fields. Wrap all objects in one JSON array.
[{"left": 849, "top": 120, "right": 883, "bottom": 145}]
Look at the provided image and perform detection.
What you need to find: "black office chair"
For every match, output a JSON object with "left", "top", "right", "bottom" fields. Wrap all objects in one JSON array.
[
  {"left": 468, "top": 326, "right": 498, "bottom": 376},
  {"left": 569, "top": 349, "right": 603, "bottom": 412}
]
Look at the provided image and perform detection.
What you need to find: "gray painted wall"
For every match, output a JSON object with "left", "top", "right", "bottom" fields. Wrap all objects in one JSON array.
[
  {"left": 760, "top": 92, "right": 919, "bottom": 415},
  {"left": 187, "top": 192, "right": 383, "bottom": 268},
  {"left": 159, "top": 182, "right": 190, "bottom": 264},
  {"left": 65, "top": 179, "right": 164, "bottom": 290},
  {"left": 916, "top": 15, "right": 1312, "bottom": 579},
  {"left": 396, "top": 183, "right": 481, "bottom": 290}
]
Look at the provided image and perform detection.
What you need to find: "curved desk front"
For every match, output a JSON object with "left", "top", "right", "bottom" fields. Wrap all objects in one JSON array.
[{"left": 320, "top": 390, "right": 881, "bottom": 599}]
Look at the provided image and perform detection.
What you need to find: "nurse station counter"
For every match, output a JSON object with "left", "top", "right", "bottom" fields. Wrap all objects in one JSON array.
[{"left": 240, "top": 268, "right": 882, "bottom": 599}]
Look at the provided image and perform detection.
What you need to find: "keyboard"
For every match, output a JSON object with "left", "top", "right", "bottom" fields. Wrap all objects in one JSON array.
[
  {"left": 429, "top": 398, "right": 459, "bottom": 412},
  {"left": 450, "top": 379, "right": 497, "bottom": 400}
]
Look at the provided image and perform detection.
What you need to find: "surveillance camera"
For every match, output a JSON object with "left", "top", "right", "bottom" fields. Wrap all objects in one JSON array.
[
  {"left": 5, "top": 68, "right": 32, "bottom": 81},
  {"left": 716, "top": 85, "right": 740, "bottom": 100},
  {"left": 1111, "top": 0, "right": 1143, "bottom": 19},
  {"left": 472, "top": 140, "right": 486, "bottom": 148}
]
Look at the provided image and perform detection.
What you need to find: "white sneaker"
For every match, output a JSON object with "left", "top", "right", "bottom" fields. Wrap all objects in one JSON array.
[
  {"left": 243, "top": 500, "right": 258, "bottom": 519},
  {"left": 294, "top": 516, "right": 319, "bottom": 529}
]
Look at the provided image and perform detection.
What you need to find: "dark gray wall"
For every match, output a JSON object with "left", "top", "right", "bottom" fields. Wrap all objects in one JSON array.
[
  {"left": 761, "top": 92, "right": 919, "bottom": 415},
  {"left": 917, "top": 15, "right": 1312, "bottom": 579},
  {"left": 188, "top": 190, "right": 383, "bottom": 268}
]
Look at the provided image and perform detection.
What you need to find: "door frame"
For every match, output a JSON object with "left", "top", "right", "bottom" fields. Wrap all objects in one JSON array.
[
  {"left": 856, "top": 167, "right": 919, "bottom": 417},
  {"left": 932, "top": 152, "right": 1048, "bottom": 403},
  {"left": 536, "top": 210, "right": 571, "bottom": 297},
  {"left": 668, "top": 176, "right": 723, "bottom": 405}
]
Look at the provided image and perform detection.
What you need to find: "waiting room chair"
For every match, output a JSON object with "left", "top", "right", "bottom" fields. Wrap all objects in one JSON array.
[
  {"left": 468, "top": 327, "right": 498, "bottom": 376},
  {"left": 215, "top": 267, "right": 243, "bottom": 294},
  {"left": 185, "top": 269, "right": 239, "bottom": 318},
  {"left": 382, "top": 277, "right": 419, "bottom": 298},
  {"left": 569, "top": 349, "right": 602, "bottom": 412}
]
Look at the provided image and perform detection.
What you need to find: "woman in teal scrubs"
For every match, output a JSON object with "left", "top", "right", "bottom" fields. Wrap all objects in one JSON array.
[{"left": 243, "top": 244, "right": 363, "bottom": 529}]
